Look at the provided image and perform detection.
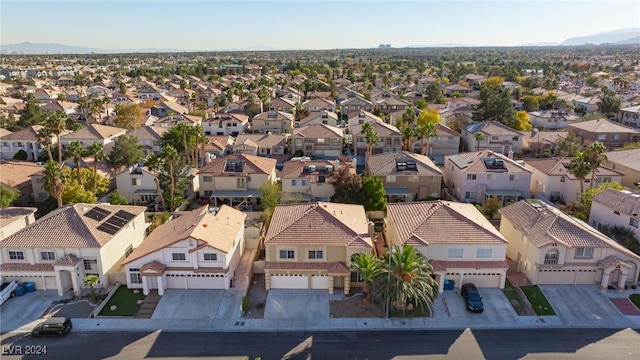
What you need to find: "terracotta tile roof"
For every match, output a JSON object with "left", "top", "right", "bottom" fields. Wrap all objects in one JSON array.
[
  {"left": 366, "top": 151, "right": 442, "bottom": 176},
  {"left": 0, "top": 203, "right": 146, "bottom": 249},
  {"left": 524, "top": 157, "right": 624, "bottom": 180},
  {"left": 605, "top": 148, "right": 640, "bottom": 171},
  {"left": 235, "top": 134, "right": 286, "bottom": 149},
  {"left": 350, "top": 120, "right": 402, "bottom": 137},
  {"left": 430, "top": 260, "right": 508, "bottom": 272},
  {"left": 61, "top": 124, "right": 126, "bottom": 141},
  {"left": 568, "top": 118, "right": 640, "bottom": 134},
  {"left": 141, "top": 260, "right": 166, "bottom": 275},
  {"left": 265, "top": 261, "right": 349, "bottom": 274},
  {"left": 386, "top": 201, "right": 507, "bottom": 246},
  {"left": 0, "top": 207, "right": 37, "bottom": 228},
  {"left": 0, "top": 263, "right": 54, "bottom": 272},
  {"left": 464, "top": 121, "right": 522, "bottom": 136},
  {"left": 265, "top": 202, "right": 372, "bottom": 248},
  {"left": 436, "top": 123, "right": 460, "bottom": 137},
  {"left": 0, "top": 128, "right": 13, "bottom": 137},
  {"left": 281, "top": 160, "right": 337, "bottom": 178},
  {"left": 123, "top": 205, "right": 246, "bottom": 264},
  {"left": 292, "top": 123, "right": 343, "bottom": 138},
  {"left": 253, "top": 110, "right": 294, "bottom": 121},
  {"left": 0, "top": 160, "right": 46, "bottom": 187},
  {"left": 447, "top": 150, "right": 531, "bottom": 174},
  {"left": 591, "top": 188, "right": 640, "bottom": 216},
  {"left": 520, "top": 130, "right": 568, "bottom": 145},
  {"left": 54, "top": 254, "right": 82, "bottom": 267},
  {"left": 198, "top": 153, "right": 276, "bottom": 176}
]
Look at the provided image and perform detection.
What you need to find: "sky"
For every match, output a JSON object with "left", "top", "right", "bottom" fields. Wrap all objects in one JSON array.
[{"left": 1, "top": 1, "right": 639, "bottom": 50}]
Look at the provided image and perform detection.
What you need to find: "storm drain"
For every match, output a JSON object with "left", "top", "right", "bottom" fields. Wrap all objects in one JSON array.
[{"left": 234, "top": 321, "right": 246, "bottom": 326}]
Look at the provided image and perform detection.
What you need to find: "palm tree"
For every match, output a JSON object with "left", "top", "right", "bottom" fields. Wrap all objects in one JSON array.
[
  {"left": 64, "top": 141, "right": 85, "bottom": 185},
  {"left": 90, "top": 98, "right": 103, "bottom": 123},
  {"left": 361, "top": 122, "right": 380, "bottom": 157},
  {"left": 83, "top": 274, "right": 100, "bottom": 295},
  {"left": 87, "top": 142, "right": 107, "bottom": 195},
  {"left": 146, "top": 153, "right": 166, "bottom": 211},
  {"left": 376, "top": 245, "right": 438, "bottom": 316},
  {"left": 45, "top": 111, "right": 68, "bottom": 163},
  {"left": 197, "top": 129, "right": 208, "bottom": 168},
  {"left": 402, "top": 126, "right": 415, "bottom": 151},
  {"left": 175, "top": 123, "right": 193, "bottom": 166},
  {"left": 474, "top": 131, "right": 484, "bottom": 151},
  {"left": 102, "top": 96, "right": 111, "bottom": 119},
  {"left": 350, "top": 252, "right": 383, "bottom": 305},
  {"left": 570, "top": 151, "right": 591, "bottom": 196},
  {"left": 42, "top": 160, "right": 68, "bottom": 208},
  {"left": 584, "top": 141, "right": 608, "bottom": 189},
  {"left": 160, "top": 145, "right": 179, "bottom": 211},
  {"left": 77, "top": 96, "right": 90, "bottom": 121},
  {"left": 416, "top": 122, "right": 437, "bottom": 156},
  {"left": 36, "top": 126, "right": 54, "bottom": 161}
]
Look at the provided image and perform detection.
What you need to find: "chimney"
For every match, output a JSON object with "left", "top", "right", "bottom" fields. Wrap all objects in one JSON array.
[{"left": 368, "top": 221, "right": 375, "bottom": 237}]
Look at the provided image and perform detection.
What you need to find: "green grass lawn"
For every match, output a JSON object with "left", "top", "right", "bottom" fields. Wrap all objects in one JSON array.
[
  {"left": 98, "top": 286, "right": 146, "bottom": 316},
  {"left": 502, "top": 279, "right": 528, "bottom": 315},
  {"left": 520, "top": 285, "right": 556, "bottom": 316},
  {"left": 630, "top": 294, "right": 640, "bottom": 310}
]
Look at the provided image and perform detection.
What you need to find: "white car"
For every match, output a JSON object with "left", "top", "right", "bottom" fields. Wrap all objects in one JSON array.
[{"left": 0, "top": 280, "right": 18, "bottom": 305}]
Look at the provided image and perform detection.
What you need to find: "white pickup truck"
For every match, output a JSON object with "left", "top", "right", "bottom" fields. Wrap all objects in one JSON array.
[{"left": 0, "top": 280, "right": 19, "bottom": 306}]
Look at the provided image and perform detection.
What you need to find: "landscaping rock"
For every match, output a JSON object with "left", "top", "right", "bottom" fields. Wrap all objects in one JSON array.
[{"left": 110, "top": 305, "right": 117, "bottom": 311}]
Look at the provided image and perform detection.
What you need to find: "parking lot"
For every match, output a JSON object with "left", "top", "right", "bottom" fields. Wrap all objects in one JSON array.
[
  {"left": 0, "top": 290, "right": 63, "bottom": 333},
  {"left": 151, "top": 289, "right": 244, "bottom": 319}
]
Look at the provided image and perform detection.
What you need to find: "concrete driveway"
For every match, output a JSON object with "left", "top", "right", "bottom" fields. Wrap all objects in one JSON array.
[
  {"left": 151, "top": 289, "right": 244, "bottom": 320},
  {"left": 0, "top": 290, "right": 63, "bottom": 333},
  {"left": 538, "top": 285, "right": 623, "bottom": 323},
  {"left": 264, "top": 290, "right": 329, "bottom": 319},
  {"left": 442, "top": 288, "right": 517, "bottom": 319}
]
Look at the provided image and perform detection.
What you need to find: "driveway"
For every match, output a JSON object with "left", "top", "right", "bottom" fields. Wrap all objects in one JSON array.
[
  {"left": 538, "top": 285, "right": 623, "bottom": 322},
  {"left": 441, "top": 288, "right": 517, "bottom": 320},
  {"left": 0, "top": 290, "right": 63, "bottom": 333},
  {"left": 264, "top": 290, "right": 329, "bottom": 319},
  {"left": 151, "top": 289, "right": 244, "bottom": 319}
]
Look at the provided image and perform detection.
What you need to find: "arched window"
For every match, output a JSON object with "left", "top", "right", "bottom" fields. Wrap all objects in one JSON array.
[{"left": 544, "top": 249, "right": 559, "bottom": 265}]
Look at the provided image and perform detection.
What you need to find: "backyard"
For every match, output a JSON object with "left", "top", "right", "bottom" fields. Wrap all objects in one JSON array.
[
  {"left": 520, "top": 285, "right": 556, "bottom": 316},
  {"left": 98, "top": 286, "right": 147, "bottom": 317}
]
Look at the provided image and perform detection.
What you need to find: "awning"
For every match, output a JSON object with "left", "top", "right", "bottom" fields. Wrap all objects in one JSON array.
[
  {"left": 484, "top": 190, "right": 522, "bottom": 197},
  {"left": 211, "top": 189, "right": 261, "bottom": 198},
  {"left": 385, "top": 187, "right": 410, "bottom": 195},
  {"left": 134, "top": 189, "right": 159, "bottom": 194}
]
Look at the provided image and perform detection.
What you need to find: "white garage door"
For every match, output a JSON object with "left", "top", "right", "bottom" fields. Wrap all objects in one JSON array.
[
  {"left": 186, "top": 274, "right": 225, "bottom": 289},
  {"left": 4, "top": 275, "right": 49, "bottom": 290},
  {"left": 462, "top": 273, "right": 501, "bottom": 288},
  {"left": 310, "top": 274, "right": 329, "bottom": 289},
  {"left": 576, "top": 269, "right": 598, "bottom": 284},
  {"left": 45, "top": 276, "right": 57, "bottom": 290},
  {"left": 166, "top": 274, "right": 186, "bottom": 289},
  {"left": 270, "top": 274, "right": 308, "bottom": 289},
  {"left": 538, "top": 269, "right": 575, "bottom": 284}
]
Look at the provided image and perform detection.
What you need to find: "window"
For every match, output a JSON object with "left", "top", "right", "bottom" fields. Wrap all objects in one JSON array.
[
  {"left": 84, "top": 259, "right": 98, "bottom": 270},
  {"left": 279, "top": 249, "right": 295, "bottom": 259},
  {"left": 476, "top": 249, "right": 492, "bottom": 258},
  {"left": 464, "top": 191, "right": 471, "bottom": 200},
  {"left": 491, "top": 136, "right": 499, "bottom": 141},
  {"left": 598, "top": 134, "right": 606, "bottom": 140},
  {"left": 467, "top": 174, "right": 477, "bottom": 180},
  {"left": 544, "top": 249, "right": 559, "bottom": 264},
  {"left": 487, "top": 174, "right": 496, "bottom": 180},
  {"left": 236, "top": 178, "right": 245, "bottom": 188},
  {"left": 448, "top": 248, "right": 463, "bottom": 258},
  {"left": 574, "top": 248, "right": 593, "bottom": 258},
  {"left": 131, "top": 178, "right": 141, "bottom": 186},
  {"left": 560, "top": 176, "right": 565, "bottom": 183},
  {"left": 203, "top": 253, "right": 217, "bottom": 261},
  {"left": 317, "top": 138, "right": 325, "bottom": 143},
  {"left": 308, "top": 250, "right": 324, "bottom": 260},
  {"left": 9, "top": 251, "right": 24, "bottom": 260},
  {"left": 630, "top": 218, "right": 639, "bottom": 228},
  {"left": 602, "top": 177, "right": 611, "bottom": 183},
  {"left": 40, "top": 251, "right": 56, "bottom": 261},
  {"left": 408, "top": 176, "right": 419, "bottom": 183},
  {"left": 172, "top": 253, "right": 186, "bottom": 261},
  {"left": 203, "top": 176, "right": 213, "bottom": 182},
  {"left": 386, "top": 175, "right": 396, "bottom": 183},
  {"left": 129, "top": 270, "right": 142, "bottom": 284},
  {"left": 509, "top": 174, "right": 517, "bottom": 181},
  {"left": 125, "top": 245, "right": 133, "bottom": 258}
]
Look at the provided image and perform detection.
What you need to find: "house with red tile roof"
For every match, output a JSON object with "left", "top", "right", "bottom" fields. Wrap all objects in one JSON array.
[
  {"left": 0, "top": 207, "right": 37, "bottom": 240},
  {"left": 264, "top": 202, "right": 373, "bottom": 294},
  {"left": 291, "top": 123, "right": 344, "bottom": 158},
  {"left": 122, "top": 205, "right": 246, "bottom": 294},
  {"left": 0, "top": 203, "right": 147, "bottom": 295},
  {"left": 385, "top": 201, "right": 509, "bottom": 292},
  {"left": 500, "top": 199, "right": 640, "bottom": 289},
  {"left": 0, "top": 159, "right": 47, "bottom": 205}
]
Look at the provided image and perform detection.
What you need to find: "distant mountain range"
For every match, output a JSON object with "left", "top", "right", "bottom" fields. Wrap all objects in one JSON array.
[{"left": 2, "top": 28, "right": 639, "bottom": 54}]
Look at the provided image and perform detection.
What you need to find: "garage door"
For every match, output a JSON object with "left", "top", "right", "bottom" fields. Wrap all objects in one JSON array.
[
  {"left": 166, "top": 274, "right": 186, "bottom": 289},
  {"left": 310, "top": 274, "right": 329, "bottom": 289},
  {"left": 462, "top": 273, "right": 501, "bottom": 288},
  {"left": 270, "top": 274, "right": 308, "bottom": 289},
  {"left": 537, "top": 269, "right": 575, "bottom": 284},
  {"left": 186, "top": 274, "right": 225, "bottom": 289},
  {"left": 576, "top": 269, "right": 598, "bottom": 284},
  {"left": 4, "top": 275, "right": 51, "bottom": 290},
  {"left": 45, "top": 276, "right": 57, "bottom": 290}
]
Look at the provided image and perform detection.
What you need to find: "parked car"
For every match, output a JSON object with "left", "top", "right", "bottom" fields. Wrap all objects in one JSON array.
[
  {"left": 0, "top": 280, "right": 18, "bottom": 306},
  {"left": 31, "top": 317, "right": 73, "bottom": 337},
  {"left": 461, "top": 283, "right": 484, "bottom": 313}
]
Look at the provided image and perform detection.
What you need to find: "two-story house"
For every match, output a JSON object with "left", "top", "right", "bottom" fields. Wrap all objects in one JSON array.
[
  {"left": 122, "top": 205, "right": 246, "bottom": 294},
  {"left": 291, "top": 124, "right": 344, "bottom": 158},
  {"left": 203, "top": 113, "right": 249, "bottom": 137},
  {"left": 114, "top": 165, "right": 161, "bottom": 207},
  {"left": 525, "top": 157, "right": 624, "bottom": 203},
  {"left": 0, "top": 207, "right": 37, "bottom": 240},
  {"left": 251, "top": 110, "right": 294, "bottom": 135},
  {"left": 233, "top": 133, "right": 286, "bottom": 157},
  {"left": 385, "top": 201, "right": 509, "bottom": 292},
  {"left": 0, "top": 160, "right": 45, "bottom": 205},
  {"left": 340, "top": 93, "right": 373, "bottom": 114},
  {"left": 350, "top": 121, "right": 402, "bottom": 156},
  {"left": 519, "top": 129, "right": 568, "bottom": 155},
  {"left": 198, "top": 153, "right": 277, "bottom": 209},
  {"left": 0, "top": 125, "right": 56, "bottom": 161},
  {"left": 347, "top": 110, "right": 384, "bottom": 128},
  {"left": 590, "top": 188, "right": 640, "bottom": 241},
  {"left": 366, "top": 151, "right": 443, "bottom": 202},
  {"left": 603, "top": 148, "right": 640, "bottom": 189},
  {"left": 372, "top": 92, "right": 411, "bottom": 114},
  {"left": 149, "top": 101, "right": 187, "bottom": 117},
  {"left": 616, "top": 105, "right": 640, "bottom": 128},
  {"left": 462, "top": 121, "right": 523, "bottom": 154},
  {"left": 444, "top": 150, "right": 532, "bottom": 204},
  {"left": 409, "top": 123, "right": 461, "bottom": 164},
  {"left": 298, "top": 110, "right": 340, "bottom": 128},
  {"left": 500, "top": 199, "right": 640, "bottom": 288},
  {"left": 264, "top": 202, "right": 373, "bottom": 294},
  {"left": 0, "top": 203, "right": 147, "bottom": 295},
  {"left": 152, "top": 114, "right": 203, "bottom": 128},
  {"left": 281, "top": 159, "right": 340, "bottom": 202},
  {"left": 60, "top": 124, "right": 127, "bottom": 153},
  {"left": 302, "top": 98, "right": 336, "bottom": 113},
  {"left": 528, "top": 111, "right": 580, "bottom": 130},
  {"left": 568, "top": 119, "right": 640, "bottom": 150},
  {"left": 128, "top": 126, "right": 168, "bottom": 156}
]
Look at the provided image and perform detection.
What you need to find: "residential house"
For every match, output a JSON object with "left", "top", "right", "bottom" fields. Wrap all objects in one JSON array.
[
  {"left": 444, "top": 84, "right": 473, "bottom": 96},
  {"left": 302, "top": 98, "right": 336, "bottom": 113},
  {"left": 366, "top": 151, "right": 443, "bottom": 202},
  {"left": 462, "top": 121, "right": 524, "bottom": 154},
  {"left": 525, "top": 157, "right": 624, "bottom": 203},
  {"left": 114, "top": 165, "right": 161, "bottom": 207},
  {"left": 590, "top": 188, "right": 640, "bottom": 241},
  {"left": 291, "top": 124, "right": 344, "bottom": 158},
  {"left": 347, "top": 110, "right": 384, "bottom": 128},
  {"left": 281, "top": 159, "right": 340, "bottom": 202},
  {"left": 616, "top": 105, "right": 640, "bottom": 129},
  {"left": 198, "top": 153, "right": 277, "bottom": 208},
  {"left": 40, "top": 100, "right": 78, "bottom": 115},
  {"left": 409, "top": 123, "right": 461, "bottom": 164},
  {"left": 0, "top": 160, "right": 44, "bottom": 205},
  {"left": 572, "top": 95, "right": 601, "bottom": 114},
  {"left": 138, "top": 86, "right": 167, "bottom": 100},
  {"left": 203, "top": 113, "right": 249, "bottom": 136},
  {"left": 251, "top": 110, "right": 294, "bottom": 135},
  {"left": 298, "top": 110, "right": 340, "bottom": 128},
  {"left": 499, "top": 199, "right": 640, "bottom": 288},
  {"left": 270, "top": 97, "right": 296, "bottom": 113},
  {"left": 263, "top": 202, "right": 373, "bottom": 294},
  {"left": 385, "top": 201, "right": 509, "bottom": 292},
  {"left": 339, "top": 92, "right": 373, "bottom": 114},
  {"left": 152, "top": 114, "right": 202, "bottom": 128},
  {"left": 372, "top": 92, "right": 411, "bottom": 114},
  {"left": 233, "top": 133, "right": 286, "bottom": 157},
  {"left": 528, "top": 111, "right": 579, "bottom": 130},
  {"left": 520, "top": 129, "right": 568, "bottom": 155},
  {"left": 122, "top": 205, "right": 246, "bottom": 294},
  {"left": 0, "top": 207, "right": 37, "bottom": 240},
  {"left": 0, "top": 203, "right": 147, "bottom": 295},
  {"left": 567, "top": 119, "right": 640, "bottom": 150},
  {"left": 60, "top": 124, "right": 127, "bottom": 153},
  {"left": 0, "top": 125, "right": 55, "bottom": 161},
  {"left": 603, "top": 148, "right": 640, "bottom": 189},
  {"left": 150, "top": 101, "right": 188, "bottom": 117},
  {"left": 447, "top": 97, "right": 480, "bottom": 111},
  {"left": 128, "top": 126, "right": 168, "bottom": 156},
  {"left": 444, "top": 150, "right": 532, "bottom": 204},
  {"left": 350, "top": 121, "right": 402, "bottom": 156},
  {"left": 204, "top": 135, "right": 233, "bottom": 159}
]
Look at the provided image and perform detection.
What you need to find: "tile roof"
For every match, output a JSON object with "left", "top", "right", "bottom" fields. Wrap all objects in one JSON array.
[
  {"left": 591, "top": 188, "right": 640, "bottom": 216},
  {"left": 386, "top": 201, "right": 507, "bottom": 246},
  {"left": 0, "top": 203, "right": 146, "bottom": 249},
  {"left": 140, "top": 260, "right": 166, "bottom": 275},
  {"left": 253, "top": 110, "right": 294, "bottom": 121},
  {"left": 0, "top": 207, "right": 37, "bottom": 228},
  {"left": 127, "top": 125, "right": 168, "bottom": 140},
  {"left": 123, "top": 205, "right": 246, "bottom": 264},
  {"left": 198, "top": 153, "right": 276, "bottom": 176},
  {"left": 0, "top": 125, "right": 43, "bottom": 141},
  {"left": 366, "top": 151, "right": 442, "bottom": 177},
  {"left": 350, "top": 120, "right": 402, "bottom": 137},
  {"left": 54, "top": 254, "right": 82, "bottom": 267},
  {"left": 464, "top": 121, "right": 522, "bottom": 136},
  {"left": 446, "top": 150, "right": 531, "bottom": 174},
  {"left": 429, "top": 260, "right": 508, "bottom": 272},
  {"left": 524, "top": 157, "right": 624, "bottom": 179},
  {"left": 599, "top": 255, "right": 633, "bottom": 269},
  {"left": 605, "top": 148, "right": 640, "bottom": 171},
  {"left": 568, "top": 118, "right": 640, "bottom": 134},
  {"left": 281, "top": 159, "right": 338, "bottom": 178},
  {"left": 0, "top": 263, "right": 54, "bottom": 272},
  {"left": 265, "top": 202, "right": 372, "bottom": 248},
  {"left": 235, "top": 134, "right": 286, "bottom": 149},
  {"left": 61, "top": 124, "right": 126, "bottom": 141},
  {"left": 0, "top": 159, "right": 46, "bottom": 187},
  {"left": 292, "top": 123, "right": 343, "bottom": 138}
]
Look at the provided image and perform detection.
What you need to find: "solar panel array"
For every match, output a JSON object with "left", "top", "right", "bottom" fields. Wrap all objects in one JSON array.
[
  {"left": 96, "top": 210, "right": 136, "bottom": 235},
  {"left": 83, "top": 207, "right": 111, "bottom": 221}
]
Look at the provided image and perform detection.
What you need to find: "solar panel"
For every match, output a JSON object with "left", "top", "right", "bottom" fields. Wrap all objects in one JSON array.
[
  {"left": 84, "top": 207, "right": 111, "bottom": 221},
  {"left": 96, "top": 210, "right": 136, "bottom": 235},
  {"left": 114, "top": 210, "right": 136, "bottom": 221},
  {"left": 96, "top": 222, "right": 119, "bottom": 235}
]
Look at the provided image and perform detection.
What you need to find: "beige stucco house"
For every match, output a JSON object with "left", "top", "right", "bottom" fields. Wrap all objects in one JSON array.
[
  {"left": 114, "top": 166, "right": 161, "bottom": 206},
  {"left": 351, "top": 121, "right": 402, "bottom": 156},
  {"left": 0, "top": 207, "right": 37, "bottom": 240},
  {"left": 281, "top": 159, "right": 340, "bottom": 202},
  {"left": 589, "top": 188, "right": 640, "bottom": 241},
  {"left": 603, "top": 148, "right": 640, "bottom": 189},
  {"left": 292, "top": 124, "right": 344, "bottom": 158},
  {"left": 251, "top": 110, "right": 294, "bottom": 135}
]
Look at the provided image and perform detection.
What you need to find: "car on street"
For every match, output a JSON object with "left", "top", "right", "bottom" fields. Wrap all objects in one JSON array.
[
  {"left": 31, "top": 317, "right": 73, "bottom": 337},
  {"left": 461, "top": 283, "right": 484, "bottom": 313}
]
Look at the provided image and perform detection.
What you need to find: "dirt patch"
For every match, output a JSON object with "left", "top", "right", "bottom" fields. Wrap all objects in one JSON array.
[
  {"left": 43, "top": 299, "right": 96, "bottom": 319},
  {"left": 243, "top": 274, "right": 268, "bottom": 319},
  {"left": 330, "top": 289, "right": 384, "bottom": 318}
]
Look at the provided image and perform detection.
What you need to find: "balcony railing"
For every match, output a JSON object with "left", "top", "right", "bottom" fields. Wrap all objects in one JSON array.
[{"left": 543, "top": 258, "right": 558, "bottom": 265}]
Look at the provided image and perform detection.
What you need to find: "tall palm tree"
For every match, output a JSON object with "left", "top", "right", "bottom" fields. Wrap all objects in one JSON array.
[
  {"left": 77, "top": 96, "right": 90, "bottom": 121},
  {"left": 416, "top": 122, "right": 437, "bottom": 156},
  {"left": 87, "top": 142, "right": 107, "bottom": 195},
  {"left": 474, "top": 131, "right": 485, "bottom": 151},
  {"left": 36, "top": 126, "right": 54, "bottom": 161},
  {"left": 46, "top": 111, "right": 68, "bottom": 163},
  {"left": 199, "top": 132, "right": 209, "bottom": 168},
  {"left": 402, "top": 126, "right": 415, "bottom": 151},
  {"left": 361, "top": 122, "right": 380, "bottom": 157},
  {"left": 146, "top": 153, "right": 166, "bottom": 211},
  {"left": 90, "top": 98, "right": 103, "bottom": 123},
  {"left": 570, "top": 152, "right": 591, "bottom": 196},
  {"left": 42, "top": 160, "right": 68, "bottom": 208},
  {"left": 102, "top": 96, "right": 111, "bottom": 119},
  {"left": 160, "top": 145, "right": 179, "bottom": 211},
  {"left": 375, "top": 245, "right": 438, "bottom": 316},
  {"left": 175, "top": 123, "right": 193, "bottom": 166},
  {"left": 64, "top": 141, "right": 85, "bottom": 185},
  {"left": 350, "top": 252, "right": 383, "bottom": 305},
  {"left": 584, "top": 141, "right": 608, "bottom": 189}
]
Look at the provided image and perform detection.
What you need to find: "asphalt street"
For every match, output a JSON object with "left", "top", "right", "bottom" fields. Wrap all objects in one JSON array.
[{"left": 1, "top": 328, "right": 639, "bottom": 360}]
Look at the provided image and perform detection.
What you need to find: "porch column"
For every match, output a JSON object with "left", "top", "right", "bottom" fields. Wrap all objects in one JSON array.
[
  {"left": 265, "top": 271, "right": 271, "bottom": 290},
  {"left": 343, "top": 276, "right": 350, "bottom": 295},
  {"left": 142, "top": 276, "right": 150, "bottom": 296},
  {"left": 600, "top": 270, "right": 611, "bottom": 290},
  {"left": 71, "top": 270, "right": 81, "bottom": 295},
  {"left": 55, "top": 271, "right": 64, "bottom": 296},
  {"left": 438, "top": 274, "right": 445, "bottom": 294},
  {"left": 617, "top": 272, "right": 628, "bottom": 292},
  {"left": 328, "top": 276, "right": 334, "bottom": 295},
  {"left": 157, "top": 276, "right": 164, "bottom": 296},
  {"left": 499, "top": 270, "right": 506, "bottom": 289},
  {"left": 459, "top": 273, "right": 464, "bottom": 289}
]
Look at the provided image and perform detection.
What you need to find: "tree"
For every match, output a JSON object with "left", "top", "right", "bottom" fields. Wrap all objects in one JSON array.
[
  {"left": 36, "top": 126, "right": 54, "bottom": 161},
  {"left": 64, "top": 141, "right": 85, "bottom": 185},
  {"left": 473, "top": 83, "right": 515, "bottom": 126},
  {"left": 87, "top": 142, "right": 107, "bottom": 195},
  {"left": 350, "top": 252, "right": 383, "bottom": 304},
  {"left": 416, "top": 121, "right": 437, "bottom": 156},
  {"left": 159, "top": 145, "right": 185, "bottom": 211},
  {"left": 0, "top": 185, "right": 20, "bottom": 207},
  {"left": 361, "top": 176, "right": 387, "bottom": 211},
  {"left": 113, "top": 103, "right": 142, "bottom": 129},
  {"left": 83, "top": 274, "right": 100, "bottom": 301},
  {"left": 474, "top": 132, "right": 484, "bottom": 151},
  {"left": 570, "top": 151, "right": 591, "bottom": 196},
  {"left": 521, "top": 95, "right": 540, "bottom": 112},
  {"left": 361, "top": 122, "right": 380, "bottom": 156},
  {"left": 596, "top": 87, "right": 621, "bottom": 119},
  {"left": 555, "top": 132, "right": 582, "bottom": 157},
  {"left": 108, "top": 135, "right": 145, "bottom": 170},
  {"left": 375, "top": 245, "right": 438, "bottom": 316},
  {"left": 17, "top": 95, "right": 45, "bottom": 128},
  {"left": 512, "top": 111, "right": 532, "bottom": 131},
  {"left": 329, "top": 162, "right": 362, "bottom": 204},
  {"left": 42, "top": 160, "right": 68, "bottom": 208},
  {"left": 145, "top": 154, "right": 166, "bottom": 211},
  {"left": 479, "top": 196, "right": 502, "bottom": 219},
  {"left": 12, "top": 149, "right": 28, "bottom": 161},
  {"left": 45, "top": 111, "right": 68, "bottom": 163},
  {"left": 579, "top": 182, "right": 623, "bottom": 217},
  {"left": 583, "top": 141, "right": 608, "bottom": 190},
  {"left": 259, "top": 181, "right": 282, "bottom": 211},
  {"left": 109, "top": 190, "right": 129, "bottom": 205}
]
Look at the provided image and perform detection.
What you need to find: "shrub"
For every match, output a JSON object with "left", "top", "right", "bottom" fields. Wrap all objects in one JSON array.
[
  {"left": 13, "top": 149, "right": 28, "bottom": 161},
  {"left": 242, "top": 296, "right": 250, "bottom": 311}
]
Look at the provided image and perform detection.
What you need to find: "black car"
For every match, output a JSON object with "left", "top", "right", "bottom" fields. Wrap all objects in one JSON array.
[
  {"left": 461, "top": 283, "right": 484, "bottom": 313},
  {"left": 31, "top": 317, "right": 73, "bottom": 337}
]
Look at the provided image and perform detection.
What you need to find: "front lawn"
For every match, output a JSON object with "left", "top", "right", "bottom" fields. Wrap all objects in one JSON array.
[
  {"left": 520, "top": 285, "right": 556, "bottom": 316},
  {"left": 98, "top": 286, "right": 146, "bottom": 316},
  {"left": 630, "top": 294, "right": 640, "bottom": 310},
  {"left": 502, "top": 279, "right": 530, "bottom": 315}
]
